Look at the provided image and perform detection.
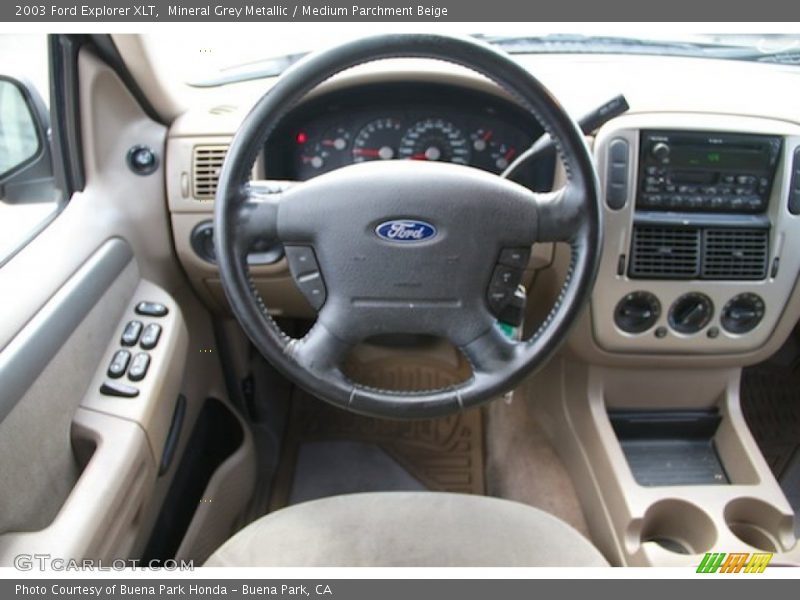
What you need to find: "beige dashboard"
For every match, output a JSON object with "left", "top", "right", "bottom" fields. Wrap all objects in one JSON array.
[{"left": 164, "top": 56, "right": 800, "bottom": 367}]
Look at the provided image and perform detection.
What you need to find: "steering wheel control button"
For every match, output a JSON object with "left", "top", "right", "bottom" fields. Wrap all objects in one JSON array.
[
  {"left": 614, "top": 291, "right": 661, "bottom": 334},
  {"left": 285, "top": 246, "right": 328, "bottom": 310},
  {"left": 668, "top": 293, "right": 714, "bottom": 334},
  {"left": 140, "top": 324, "right": 162, "bottom": 350},
  {"left": 721, "top": 293, "right": 765, "bottom": 334},
  {"left": 296, "top": 272, "right": 327, "bottom": 310},
  {"left": 285, "top": 246, "right": 319, "bottom": 275},
  {"left": 606, "top": 138, "right": 630, "bottom": 210},
  {"left": 498, "top": 247, "right": 531, "bottom": 269},
  {"left": 107, "top": 350, "right": 132, "bottom": 379},
  {"left": 491, "top": 265, "right": 523, "bottom": 290},
  {"left": 128, "top": 353, "right": 151, "bottom": 382},
  {"left": 135, "top": 301, "right": 168, "bottom": 317},
  {"left": 120, "top": 320, "right": 143, "bottom": 346},
  {"left": 100, "top": 381, "right": 139, "bottom": 398}
]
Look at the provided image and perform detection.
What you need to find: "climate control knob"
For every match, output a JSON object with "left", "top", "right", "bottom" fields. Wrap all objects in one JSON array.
[
  {"left": 668, "top": 293, "right": 714, "bottom": 334},
  {"left": 614, "top": 291, "right": 661, "bottom": 334},
  {"left": 721, "top": 293, "right": 765, "bottom": 334}
]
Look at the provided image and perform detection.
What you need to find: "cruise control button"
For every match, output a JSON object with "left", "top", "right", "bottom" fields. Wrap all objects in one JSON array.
[
  {"left": 490, "top": 265, "right": 523, "bottom": 290},
  {"left": 135, "top": 301, "right": 168, "bottom": 317},
  {"left": 100, "top": 380, "right": 139, "bottom": 398},
  {"left": 296, "top": 271, "right": 327, "bottom": 310},
  {"left": 128, "top": 352, "right": 151, "bottom": 382},
  {"left": 140, "top": 324, "right": 162, "bottom": 350},
  {"left": 285, "top": 246, "right": 327, "bottom": 310},
  {"left": 284, "top": 246, "right": 319, "bottom": 276},
  {"left": 498, "top": 248, "right": 531, "bottom": 269},
  {"left": 108, "top": 349, "right": 131, "bottom": 379},
  {"left": 487, "top": 286, "right": 513, "bottom": 313},
  {"left": 120, "top": 320, "right": 143, "bottom": 346}
]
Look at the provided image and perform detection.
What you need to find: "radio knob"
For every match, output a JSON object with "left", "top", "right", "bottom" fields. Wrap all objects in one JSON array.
[{"left": 651, "top": 142, "right": 671, "bottom": 162}]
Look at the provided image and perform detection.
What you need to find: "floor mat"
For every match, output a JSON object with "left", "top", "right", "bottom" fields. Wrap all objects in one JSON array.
[
  {"left": 270, "top": 391, "right": 485, "bottom": 510},
  {"left": 288, "top": 440, "right": 426, "bottom": 505},
  {"left": 741, "top": 363, "right": 800, "bottom": 535},
  {"left": 741, "top": 364, "right": 800, "bottom": 478}
]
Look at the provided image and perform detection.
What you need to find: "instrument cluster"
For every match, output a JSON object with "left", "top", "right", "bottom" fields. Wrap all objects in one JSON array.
[{"left": 263, "top": 83, "right": 551, "bottom": 185}]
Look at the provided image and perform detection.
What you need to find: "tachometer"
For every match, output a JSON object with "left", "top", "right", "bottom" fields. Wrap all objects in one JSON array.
[
  {"left": 398, "top": 119, "right": 470, "bottom": 165},
  {"left": 352, "top": 118, "right": 403, "bottom": 162}
]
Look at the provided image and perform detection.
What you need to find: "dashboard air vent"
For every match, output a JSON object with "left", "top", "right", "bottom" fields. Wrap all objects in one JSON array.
[
  {"left": 192, "top": 145, "right": 228, "bottom": 200},
  {"left": 629, "top": 226, "right": 701, "bottom": 279},
  {"left": 702, "top": 228, "right": 769, "bottom": 280}
]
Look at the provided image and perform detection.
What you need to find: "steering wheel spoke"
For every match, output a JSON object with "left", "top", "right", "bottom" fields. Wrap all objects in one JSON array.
[
  {"left": 533, "top": 181, "right": 587, "bottom": 243},
  {"left": 234, "top": 180, "right": 294, "bottom": 249},
  {"left": 287, "top": 317, "right": 355, "bottom": 379},
  {"left": 461, "top": 323, "right": 521, "bottom": 376}
]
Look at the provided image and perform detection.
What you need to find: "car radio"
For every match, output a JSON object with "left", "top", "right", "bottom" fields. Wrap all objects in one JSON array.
[{"left": 637, "top": 130, "right": 782, "bottom": 213}]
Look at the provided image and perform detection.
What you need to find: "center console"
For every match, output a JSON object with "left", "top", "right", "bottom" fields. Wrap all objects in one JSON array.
[
  {"left": 537, "top": 113, "right": 800, "bottom": 567},
  {"left": 592, "top": 113, "right": 800, "bottom": 355}
]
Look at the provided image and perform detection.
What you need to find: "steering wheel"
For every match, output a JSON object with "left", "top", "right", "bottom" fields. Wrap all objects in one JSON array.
[{"left": 214, "top": 33, "right": 601, "bottom": 419}]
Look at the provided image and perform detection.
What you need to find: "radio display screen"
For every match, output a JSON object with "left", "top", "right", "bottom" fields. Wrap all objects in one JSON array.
[{"left": 669, "top": 145, "right": 771, "bottom": 171}]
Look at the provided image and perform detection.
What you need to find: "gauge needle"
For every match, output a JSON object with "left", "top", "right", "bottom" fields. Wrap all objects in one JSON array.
[
  {"left": 504, "top": 147, "right": 517, "bottom": 161},
  {"left": 353, "top": 148, "right": 381, "bottom": 157},
  {"left": 483, "top": 130, "right": 493, "bottom": 141}
]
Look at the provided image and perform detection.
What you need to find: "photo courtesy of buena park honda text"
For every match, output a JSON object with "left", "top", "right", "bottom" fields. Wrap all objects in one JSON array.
[{"left": 0, "top": 0, "right": 799, "bottom": 596}]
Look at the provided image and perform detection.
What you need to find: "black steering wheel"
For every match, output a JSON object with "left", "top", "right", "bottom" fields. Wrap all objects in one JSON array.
[{"left": 214, "top": 33, "right": 601, "bottom": 419}]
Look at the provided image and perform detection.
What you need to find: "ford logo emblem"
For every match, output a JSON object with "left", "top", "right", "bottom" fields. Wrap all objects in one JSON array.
[{"left": 375, "top": 219, "right": 437, "bottom": 243}]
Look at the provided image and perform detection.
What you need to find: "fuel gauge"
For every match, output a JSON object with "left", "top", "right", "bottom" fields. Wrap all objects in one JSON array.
[{"left": 469, "top": 128, "right": 518, "bottom": 173}]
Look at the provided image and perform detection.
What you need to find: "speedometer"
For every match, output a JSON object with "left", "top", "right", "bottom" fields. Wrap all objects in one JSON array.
[
  {"left": 352, "top": 118, "right": 403, "bottom": 162},
  {"left": 398, "top": 119, "right": 470, "bottom": 165}
]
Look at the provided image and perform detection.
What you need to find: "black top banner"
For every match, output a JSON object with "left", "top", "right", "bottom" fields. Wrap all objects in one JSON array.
[{"left": 4, "top": 0, "right": 800, "bottom": 21}]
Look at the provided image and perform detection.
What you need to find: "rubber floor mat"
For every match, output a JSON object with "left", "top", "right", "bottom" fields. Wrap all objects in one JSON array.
[
  {"left": 270, "top": 390, "right": 485, "bottom": 510},
  {"left": 741, "top": 364, "right": 800, "bottom": 479}
]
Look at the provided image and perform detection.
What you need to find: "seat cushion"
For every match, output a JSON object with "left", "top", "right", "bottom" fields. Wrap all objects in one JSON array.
[{"left": 205, "top": 492, "right": 608, "bottom": 567}]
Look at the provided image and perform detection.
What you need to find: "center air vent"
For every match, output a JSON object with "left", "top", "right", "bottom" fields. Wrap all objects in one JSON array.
[
  {"left": 629, "top": 225, "right": 768, "bottom": 280},
  {"left": 192, "top": 145, "right": 228, "bottom": 200},
  {"left": 629, "top": 226, "right": 701, "bottom": 279},
  {"left": 702, "top": 229, "right": 769, "bottom": 280}
]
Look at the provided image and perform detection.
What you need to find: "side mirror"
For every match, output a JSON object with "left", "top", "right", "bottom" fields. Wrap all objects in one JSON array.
[{"left": 0, "top": 75, "right": 54, "bottom": 203}]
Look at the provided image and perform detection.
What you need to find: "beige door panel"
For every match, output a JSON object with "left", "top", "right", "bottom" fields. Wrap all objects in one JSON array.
[{"left": 0, "top": 48, "right": 232, "bottom": 564}]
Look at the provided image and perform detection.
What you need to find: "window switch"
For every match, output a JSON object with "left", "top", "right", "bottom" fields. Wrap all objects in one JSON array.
[
  {"left": 120, "top": 320, "right": 143, "bottom": 346},
  {"left": 107, "top": 349, "right": 131, "bottom": 378},
  {"left": 135, "top": 301, "right": 168, "bottom": 317},
  {"left": 140, "top": 323, "right": 162, "bottom": 350},
  {"left": 128, "top": 352, "right": 151, "bottom": 382}
]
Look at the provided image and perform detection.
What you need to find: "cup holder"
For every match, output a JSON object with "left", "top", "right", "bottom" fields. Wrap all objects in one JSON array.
[
  {"left": 724, "top": 498, "right": 797, "bottom": 553},
  {"left": 633, "top": 499, "right": 717, "bottom": 555}
]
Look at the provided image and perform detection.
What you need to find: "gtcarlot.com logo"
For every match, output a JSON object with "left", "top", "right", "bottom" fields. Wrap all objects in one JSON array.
[
  {"left": 696, "top": 552, "right": 772, "bottom": 573},
  {"left": 13, "top": 554, "right": 194, "bottom": 571}
]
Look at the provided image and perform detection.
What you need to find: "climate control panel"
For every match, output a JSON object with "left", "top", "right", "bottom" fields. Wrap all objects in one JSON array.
[{"left": 591, "top": 113, "right": 800, "bottom": 356}]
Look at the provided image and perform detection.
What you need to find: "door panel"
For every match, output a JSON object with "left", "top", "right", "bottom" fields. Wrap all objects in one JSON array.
[{"left": 0, "top": 46, "right": 231, "bottom": 564}]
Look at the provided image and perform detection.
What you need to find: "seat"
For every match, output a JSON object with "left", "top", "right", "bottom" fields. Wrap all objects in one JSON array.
[{"left": 205, "top": 492, "right": 608, "bottom": 567}]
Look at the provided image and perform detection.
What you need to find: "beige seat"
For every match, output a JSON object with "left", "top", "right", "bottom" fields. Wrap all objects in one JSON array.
[{"left": 205, "top": 492, "right": 608, "bottom": 567}]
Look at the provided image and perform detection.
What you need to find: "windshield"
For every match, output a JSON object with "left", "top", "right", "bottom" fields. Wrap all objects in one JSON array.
[{"left": 141, "top": 30, "right": 800, "bottom": 88}]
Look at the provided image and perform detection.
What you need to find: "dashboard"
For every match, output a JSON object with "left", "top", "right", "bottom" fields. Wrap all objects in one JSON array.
[
  {"left": 166, "top": 60, "right": 800, "bottom": 366},
  {"left": 263, "top": 83, "right": 555, "bottom": 189}
]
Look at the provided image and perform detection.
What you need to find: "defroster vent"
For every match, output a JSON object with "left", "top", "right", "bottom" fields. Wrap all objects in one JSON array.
[{"left": 192, "top": 145, "right": 228, "bottom": 200}]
